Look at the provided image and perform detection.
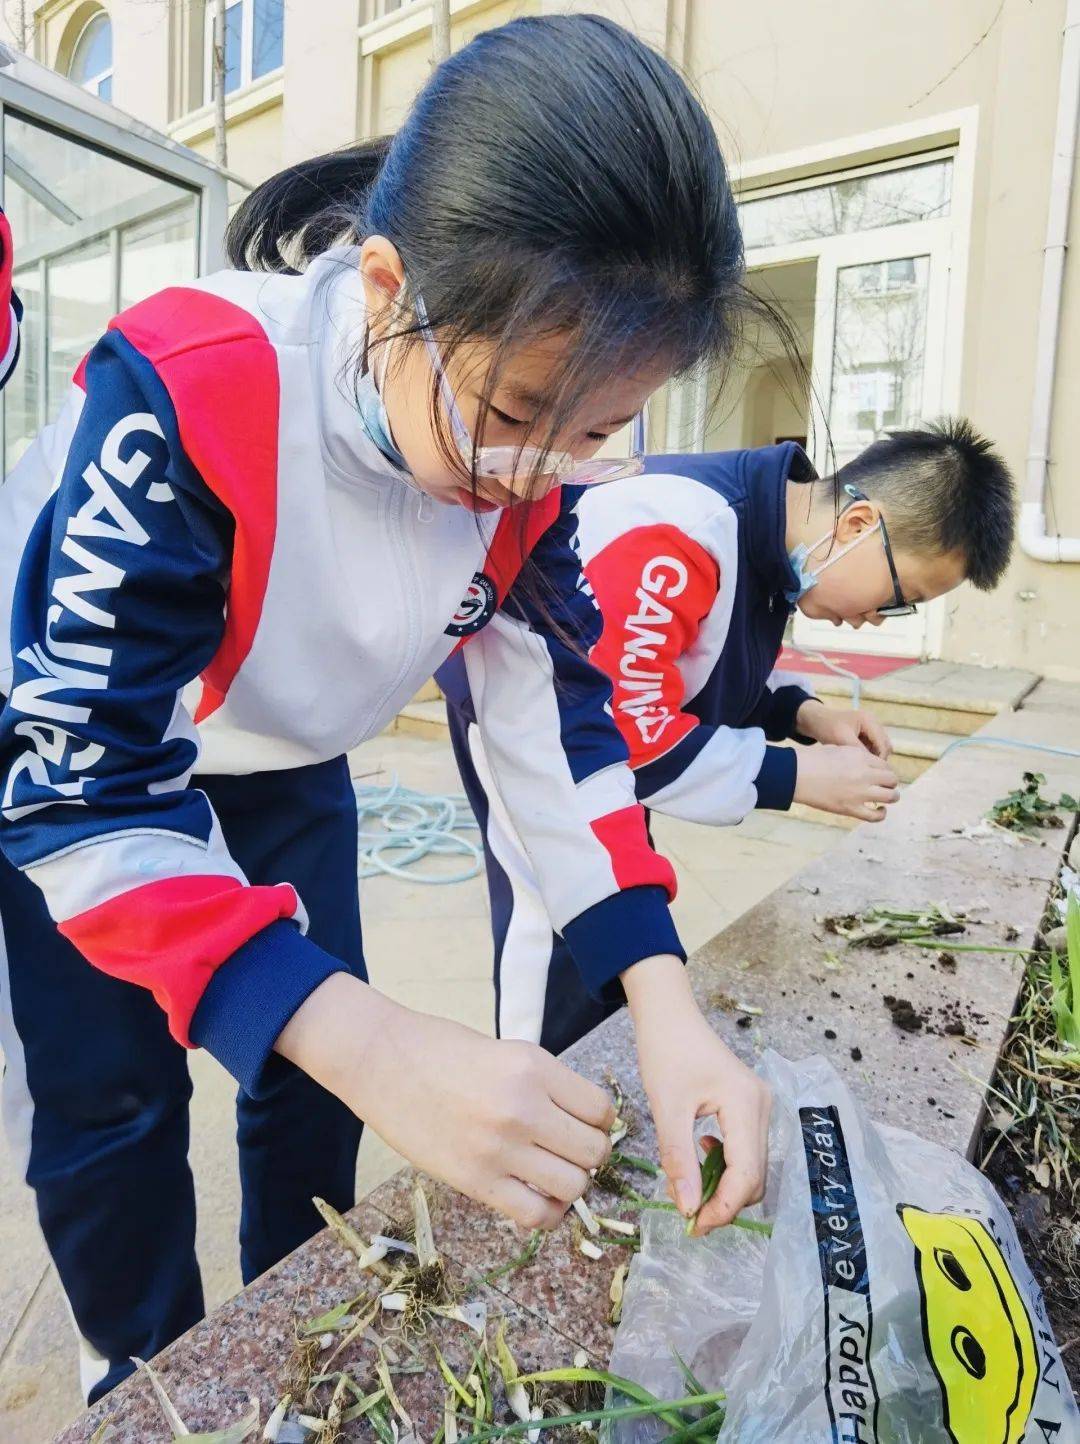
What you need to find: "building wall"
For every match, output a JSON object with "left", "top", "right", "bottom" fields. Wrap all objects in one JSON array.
[
  {"left": 11, "top": 0, "right": 1080, "bottom": 676},
  {"left": 673, "top": 0, "right": 1078, "bottom": 677}
]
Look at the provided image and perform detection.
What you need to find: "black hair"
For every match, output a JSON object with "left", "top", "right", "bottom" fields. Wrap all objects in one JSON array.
[
  {"left": 227, "top": 137, "right": 391, "bottom": 272},
  {"left": 225, "top": 15, "right": 772, "bottom": 504},
  {"left": 835, "top": 417, "right": 1016, "bottom": 590}
]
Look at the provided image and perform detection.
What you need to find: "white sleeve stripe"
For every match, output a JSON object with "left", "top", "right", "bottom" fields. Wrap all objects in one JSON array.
[
  {"left": 462, "top": 612, "right": 621, "bottom": 931},
  {"left": 638, "top": 724, "right": 766, "bottom": 825},
  {"left": 26, "top": 813, "right": 249, "bottom": 923}
]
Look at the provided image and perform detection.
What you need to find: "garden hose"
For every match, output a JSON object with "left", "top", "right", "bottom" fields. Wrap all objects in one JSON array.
[{"left": 354, "top": 774, "right": 482, "bottom": 883}]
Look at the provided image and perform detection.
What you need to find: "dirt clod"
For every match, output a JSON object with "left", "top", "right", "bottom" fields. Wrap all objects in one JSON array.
[{"left": 883, "top": 995, "right": 926, "bottom": 1033}]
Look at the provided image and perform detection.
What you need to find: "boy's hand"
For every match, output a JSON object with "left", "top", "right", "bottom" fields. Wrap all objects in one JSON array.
[
  {"left": 622, "top": 955, "right": 771, "bottom": 1234},
  {"left": 793, "top": 741, "right": 899, "bottom": 822},
  {"left": 277, "top": 974, "right": 614, "bottom": 1230},
  {"left": 795, "top": 699, "right": 892, "bottom": 758}
]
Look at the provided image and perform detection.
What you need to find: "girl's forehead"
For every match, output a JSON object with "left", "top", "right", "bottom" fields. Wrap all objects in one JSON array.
[{"left": 454, "top": 333, "right": 667, "bottom": 410}]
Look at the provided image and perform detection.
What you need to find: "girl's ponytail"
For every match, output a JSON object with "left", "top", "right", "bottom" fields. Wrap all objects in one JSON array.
[{"left": 225, "top": 137, "right": 391, "bottom": 273}]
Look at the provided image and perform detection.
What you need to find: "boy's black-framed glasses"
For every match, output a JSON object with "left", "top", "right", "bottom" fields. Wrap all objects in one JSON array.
[
  {"left": 875, "top": 517, "right": 918, "bottom": 617},
  {"left": 842, "top": 484, "right": 918, "bottom": 618}
]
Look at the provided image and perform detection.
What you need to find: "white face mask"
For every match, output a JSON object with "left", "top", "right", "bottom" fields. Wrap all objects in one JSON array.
[
  {"left": 786, "top": 520, "right": 882, "bottom": 605},
  {"left": 356, "top": 330, "right": 406, "bottom": 471}
]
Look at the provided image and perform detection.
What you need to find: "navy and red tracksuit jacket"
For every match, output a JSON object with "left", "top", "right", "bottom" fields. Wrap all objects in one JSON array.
[
  {"left": 441, "top": 443, "right": 818, "bottom": 825},
  {"left": 0, "top": 247, "right": 681, "bottom": 1093}
]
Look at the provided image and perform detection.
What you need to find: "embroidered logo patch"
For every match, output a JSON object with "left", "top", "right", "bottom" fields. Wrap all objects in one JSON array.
[{"left": 445, "top": 572, "right": 498, "bottom": 636}]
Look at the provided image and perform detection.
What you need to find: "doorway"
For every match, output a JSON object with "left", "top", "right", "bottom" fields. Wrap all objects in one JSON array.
[{"left": 667, "top": 152, "right": 957, "bottom": 659}]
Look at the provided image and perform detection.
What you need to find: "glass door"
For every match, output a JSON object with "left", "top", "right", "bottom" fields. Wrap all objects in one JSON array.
[
  {"left": 793, "top": 221, "right": 950, "bottom": 658},
  {"left": 4, "top": 110, "right": 199, "bottom": 471}
]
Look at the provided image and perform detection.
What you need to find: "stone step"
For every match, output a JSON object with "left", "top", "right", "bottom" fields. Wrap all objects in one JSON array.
[
  {"left": 390, "top": 697, "right": 450, "bottom": 740},
  {"left": 395, "top": 662, "right": 1035, "bottom": 747},
  {"left": 808, "top": 660, "right": 1038, "bottom": 736},
  {"left": 388, "top": 700, "right": 943, "bottom": 806},
  {"left": 887, "top": 724, "right": 951, "bottom": 781}
]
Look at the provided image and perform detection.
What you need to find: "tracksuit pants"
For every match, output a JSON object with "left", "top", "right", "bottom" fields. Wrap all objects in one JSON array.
[
  {"left": 446, "top": 702, "right": 623, "bottom": 1054},
  {"left": 0, "top": 755, "right": 365, "bottom": 1404}
]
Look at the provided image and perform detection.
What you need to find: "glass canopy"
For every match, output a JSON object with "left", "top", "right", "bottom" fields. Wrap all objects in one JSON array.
[{"left": 0, "top": 41, "right": 230, "bottom": 469}]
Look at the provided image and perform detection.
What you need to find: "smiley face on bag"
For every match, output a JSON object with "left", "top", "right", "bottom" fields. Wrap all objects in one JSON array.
[{"left": 898, "top": 1206, "right": 1036, "bottom": 1444}]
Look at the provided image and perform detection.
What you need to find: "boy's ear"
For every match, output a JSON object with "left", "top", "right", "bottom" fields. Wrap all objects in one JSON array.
[{"left": 835, "top": 497, "right": 881, "bottom": 544}]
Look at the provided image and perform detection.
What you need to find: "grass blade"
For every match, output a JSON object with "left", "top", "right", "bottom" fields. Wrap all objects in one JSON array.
[
  {"left": 662, "top": 1406, "right": 727, "bottom": 1444},
  {"left": 457, "top": 1390, "right": 727, "bottom": 1444},
  {"left": 610, "top": 1152, "right": 659, "bottom": 1177},
  {"left": 1050, "top": 954, "right": 1076, "bottom": 1047},
  {"left": 435, "top": 1343, "right": 478, "bottom": 1410},
  {"left": 133, "top": 1356, "right": 189, "bottom": 1436},
  {"left": 413, "top": 1180, "right": 439, "bottom": 1270},
  {"left": 671, "top": 1348, "right": 706, "bottom": 1397},
  {"left": 511, "top": 1367, "right": 684, "bottom": 1429},
  {"left": 376, "top": 1350, "right": 414, "bottom": 1432},
  {"left": 340, "top": 1389, "right": 388, "bottom": 1427},
  {"left": 1066, "top": 892, "right": 1080, "bottom": 1043},
  {"left": 482, "top": 1231, "right": 543, "bottom": 1285},
  {"left": 183, "top": 1401, "right": 260, "bottom": 1443}
]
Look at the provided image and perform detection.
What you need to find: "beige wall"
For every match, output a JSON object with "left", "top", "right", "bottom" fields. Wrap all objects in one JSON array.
[
  {"left": 673, "top": 0, "right": 1077, "bottom": 677},
  {"left": 12, "top": 0, "right": 1080, "bottom": 676},
  {"left": 182, "top": 98, "right": 283, "bottom": 180},
  {"left": 19, "top": 0, "right": 173, "bottom": 128},
  {"left": 359, "top": 0, "right": 534, "bottom": 136}
]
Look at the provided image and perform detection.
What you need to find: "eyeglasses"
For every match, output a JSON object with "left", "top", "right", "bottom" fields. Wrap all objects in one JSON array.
[
  {"left": 842, "top": 484, "right": 918, "bottom": 618},
  {"left": 413, "top": 293, "right": 646, "bottom": 490},
  {"left": 875, "top": 514, "right": 918, "bottom": 617}
]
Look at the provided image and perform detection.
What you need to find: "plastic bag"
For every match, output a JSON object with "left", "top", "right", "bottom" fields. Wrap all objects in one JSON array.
[{"left": 608, "top": 1052, "right": 1079, "bottom": 1443}]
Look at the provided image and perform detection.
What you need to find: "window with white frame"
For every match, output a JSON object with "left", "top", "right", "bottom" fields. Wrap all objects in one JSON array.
[
  {"left": 204, "top": 0, "right": 284, "bottom": 101},
  {"left": 68, "top": 11, "right": 113, "bottom": 102}
]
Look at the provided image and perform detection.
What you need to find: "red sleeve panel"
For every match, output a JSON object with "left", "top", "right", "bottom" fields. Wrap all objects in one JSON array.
[{"left": 584, "top": 524, "right": 720, "bottom": 772}]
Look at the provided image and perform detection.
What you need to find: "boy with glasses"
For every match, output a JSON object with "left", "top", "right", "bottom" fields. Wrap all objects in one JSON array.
[{"left": 439, "top": 418, "right": 1016, "bottom": 1052}]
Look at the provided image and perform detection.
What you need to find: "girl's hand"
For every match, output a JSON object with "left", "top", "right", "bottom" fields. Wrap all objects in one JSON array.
[
  {"left": 793, "top": 741, "right": 900, "bottom": 823},
  {"left": 622, "top": 955, "right": 771, "bottom": 1234},
  {"left": 795, "top": 698, "right": 892, "bottom": 758},
  {"left": 277, "top": 973, "right": 614, "bottom": 1230}
]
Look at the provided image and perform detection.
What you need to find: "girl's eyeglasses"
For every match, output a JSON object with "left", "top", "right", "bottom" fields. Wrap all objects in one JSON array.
[
  {"left": 414, "top": 293, "right": 646, "bottom": 489},
  {"left": 842, "top": 483, "right": 917, "bottom": 618}
]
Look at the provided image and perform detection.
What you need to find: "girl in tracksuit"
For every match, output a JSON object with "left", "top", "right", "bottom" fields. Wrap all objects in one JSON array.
[
  {"left": 0, "top": 16, "right": 772, "bottom": 1405},
  {"left": 440, "top": 424, "right": 1016, "bottom": 1052}
]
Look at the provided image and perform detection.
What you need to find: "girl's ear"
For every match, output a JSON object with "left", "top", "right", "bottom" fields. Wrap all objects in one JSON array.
[
  {"left": 359, "top": 236, "right": 406, "bottom": 322},
  {"left": 835, "top": 496, "right": 881, "bottom": 544}
]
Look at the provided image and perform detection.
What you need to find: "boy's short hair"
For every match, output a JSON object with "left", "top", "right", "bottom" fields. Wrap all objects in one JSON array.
[{"left": 835, "top": 417, "right": 1016, "bottom": 590}]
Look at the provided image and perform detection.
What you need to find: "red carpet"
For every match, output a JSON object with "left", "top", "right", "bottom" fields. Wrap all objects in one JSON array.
[{"left": 778, "top": 646, "right": 917, "bottom": 680}]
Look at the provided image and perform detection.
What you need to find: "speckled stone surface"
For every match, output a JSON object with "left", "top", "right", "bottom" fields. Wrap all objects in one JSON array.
[
  {"left": 678, "top": 704, "right": 1080, "bottom": 1155},
  {"left": 54, "top": 700, "right": 1080, "bottom": 1442},
  {"left": 367, "top": 1163, "right": 642, "bottom": 1364},
  {"left": 54, "top": 1195, "right": 596, "bottom": 1443}
]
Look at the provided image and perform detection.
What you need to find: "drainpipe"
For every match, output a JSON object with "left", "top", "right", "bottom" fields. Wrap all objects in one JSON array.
[{"left": 1022, "top": 0, "right": 1080, "bottom": 562}]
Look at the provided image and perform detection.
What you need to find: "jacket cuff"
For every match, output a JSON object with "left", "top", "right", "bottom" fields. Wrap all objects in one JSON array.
[
  {"left": 754, "top": 744, "right": 798, "bottom": 811},
  {"left": 562, "top": 885, "right": 686, "bottom": 1002},
  {"left": 768, "top": 685, "right": 816, "bottom": 741},
  {"left": 189, "top": 920, "right": 346, "bottom": 1097}
]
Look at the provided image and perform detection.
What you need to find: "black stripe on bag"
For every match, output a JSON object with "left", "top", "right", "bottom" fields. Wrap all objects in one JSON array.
[{"left": 800, "top": 1105, "right": 882, "bottom": 1443}]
